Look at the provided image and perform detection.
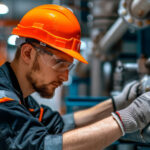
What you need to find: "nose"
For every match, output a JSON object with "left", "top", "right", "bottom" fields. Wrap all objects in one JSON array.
[{"left": 58, "top": 70, "right": 69, "bottom": 82}]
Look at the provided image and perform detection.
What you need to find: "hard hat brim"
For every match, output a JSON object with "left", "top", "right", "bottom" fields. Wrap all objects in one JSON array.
[{"left": 48, "top": 44, "right": 88, "bottom": 64}]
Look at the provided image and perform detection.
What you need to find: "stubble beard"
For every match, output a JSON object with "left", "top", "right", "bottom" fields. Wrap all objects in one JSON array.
[
  {"left": 26, "top": 54, "right": 55, "bottom": 98},
  {"left": 26, "top": 72, "right": 56, "bottom": 98}
]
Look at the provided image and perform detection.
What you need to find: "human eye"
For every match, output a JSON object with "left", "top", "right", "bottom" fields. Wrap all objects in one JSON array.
[{"left": 55, "top": 59, "right": 65, "bottom": 63}]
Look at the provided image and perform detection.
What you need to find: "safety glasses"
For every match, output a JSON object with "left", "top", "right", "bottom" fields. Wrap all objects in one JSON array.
[{"left": 31, "top": 43, "right": 75, "bottom": 72}]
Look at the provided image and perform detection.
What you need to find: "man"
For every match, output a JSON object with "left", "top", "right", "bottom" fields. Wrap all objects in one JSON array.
[{"left": 0, "top": 4, "right": 150, "bottom": 150}]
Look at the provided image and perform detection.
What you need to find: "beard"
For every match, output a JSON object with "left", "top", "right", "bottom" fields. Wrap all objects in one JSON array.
[
  {"left": 26, "top": 72, "right": 56, "bottom": 98},
  {"left": 26, "top": 54, "right": 60, "bottom": 98}
]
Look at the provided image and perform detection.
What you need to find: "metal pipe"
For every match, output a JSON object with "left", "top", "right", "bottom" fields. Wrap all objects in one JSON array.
[
  {"left": 99, "top": 17, "right": 128, "bottom": 52},
  {"left": 99, "top": 0, "right": 150, "bottom": 52},
  {"left": 131, "top": 0, "right": 150, "bottom": 18},
  {"left": 91, "top": 56, "right": 102, "bottom": 96}
]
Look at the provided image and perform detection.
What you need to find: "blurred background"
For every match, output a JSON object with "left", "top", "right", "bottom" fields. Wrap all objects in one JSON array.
[{"left": 0, "top": 0, "right": 150, "bottom": 149}]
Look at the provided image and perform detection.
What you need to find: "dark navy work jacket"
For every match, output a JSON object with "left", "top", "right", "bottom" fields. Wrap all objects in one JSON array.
[{"left": 0, "top": 62, "right": 75, "bottom": 150}]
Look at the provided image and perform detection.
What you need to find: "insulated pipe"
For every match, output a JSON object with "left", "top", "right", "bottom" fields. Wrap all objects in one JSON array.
[
  {"left": 99, "top": 17, "right": 128, "bottom": 52},
  {"left": 131, "top": 0, "right": 150, "bottom": 18}
]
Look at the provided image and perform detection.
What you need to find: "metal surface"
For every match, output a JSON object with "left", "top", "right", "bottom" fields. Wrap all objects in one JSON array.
[
  {"left": 99, "top": 0, "right": 150, "bottom": 53},
  {"left": 131, "top": 0, "right": 150, "bottom": 19},
  {"left": 112, "top": 61, "right": 138, "bottom": 92},
  {"left": 89, "top": 0, "right": 119, "bottom": 96},
  {"left": 88, "top": 0, "right": 119, "bottom": 30},
  {"left": 91, "top": 56, "right": 102, "bottom": 96},
  {"left": 119, "top": 0, "right": 150, "bottom": 28},
  {"left": 99, "top": 17, "right": 128, "bottom": 53}
]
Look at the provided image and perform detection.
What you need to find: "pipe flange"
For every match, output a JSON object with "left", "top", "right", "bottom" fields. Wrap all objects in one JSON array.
[{"left": 118, "top": 0, "right": 150, "bottom": 28}]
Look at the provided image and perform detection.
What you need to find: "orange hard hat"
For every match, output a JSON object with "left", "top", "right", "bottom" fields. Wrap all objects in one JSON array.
[{"left": 12, "top": 4, "right": 88, "bottom": 64}]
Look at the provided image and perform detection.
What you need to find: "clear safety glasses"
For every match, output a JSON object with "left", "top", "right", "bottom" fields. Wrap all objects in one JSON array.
[{"left": 31, "top": 43, "right": 75, "bottom": 72}]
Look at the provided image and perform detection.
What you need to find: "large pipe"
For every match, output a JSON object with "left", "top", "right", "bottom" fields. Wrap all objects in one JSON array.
[
  {"left": 99, "top": 17, "right": 128, "bottom": 52},
  {"left": 99, "top": 0, "right": 150, "bottom": 52},
  {"left": 131, "top": 0, "right": 150, "bottom": 18}
]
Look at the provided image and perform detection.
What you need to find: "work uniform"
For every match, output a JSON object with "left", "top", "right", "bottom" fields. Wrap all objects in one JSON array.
[{"left": 0, "top": 62, "right": 75, "bottom": 150}]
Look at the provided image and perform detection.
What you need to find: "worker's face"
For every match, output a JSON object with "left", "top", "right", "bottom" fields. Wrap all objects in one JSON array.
[{"left": 26, "top": 43, "right": 73, "bottom": 98}]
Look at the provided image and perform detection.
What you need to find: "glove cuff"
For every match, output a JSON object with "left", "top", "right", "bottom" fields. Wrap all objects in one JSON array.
[
  {"left": 110, "top": 96, "right": 117, "bottom": 111},
  {"left": 112, "top": 112, "right": 125, "bottom": 136}
]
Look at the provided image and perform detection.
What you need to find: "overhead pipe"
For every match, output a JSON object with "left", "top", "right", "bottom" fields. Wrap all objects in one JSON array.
[
  {"left": 131, "top": 0, "right": 150, "bottom": 18},
  {"left": 99, "top": 0, "right": 150, "bottom": 53},
  {"left": 99, "top": 17, "right": 128, "bottom": 53}
]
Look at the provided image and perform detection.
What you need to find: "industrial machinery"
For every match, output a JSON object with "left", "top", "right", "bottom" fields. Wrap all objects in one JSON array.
[{"left": 88, "top": 0, "right": 150, "bottom": 97}]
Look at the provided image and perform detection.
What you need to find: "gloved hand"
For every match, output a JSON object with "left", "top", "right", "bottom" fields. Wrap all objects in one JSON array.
[
  {"left": 112, "top": 92, "right": 150, "bottom": 135},
  {"left": 112, "top": 81, "right": 142, "bottom": 111}
]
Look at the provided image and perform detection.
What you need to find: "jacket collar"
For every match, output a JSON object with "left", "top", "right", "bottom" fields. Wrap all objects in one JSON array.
[{"left": 1, "top": 62, "right": 24, "bottom": 101}]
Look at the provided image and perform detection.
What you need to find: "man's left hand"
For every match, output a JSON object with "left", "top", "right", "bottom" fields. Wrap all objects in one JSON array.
[{"left": 112, "top": 81, "right": 142, "bottom": 111}]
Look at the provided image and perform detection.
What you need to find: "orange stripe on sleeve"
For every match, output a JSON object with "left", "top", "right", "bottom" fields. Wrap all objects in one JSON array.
[
  {"left": 39, "top": 107, "right": 44, "bottom": 122},
  {"left": 0, "top": 97, "right": 14, "bottom": 103},
  {"left": 29, "top": 108, "right": 34, "bottom": 112}
]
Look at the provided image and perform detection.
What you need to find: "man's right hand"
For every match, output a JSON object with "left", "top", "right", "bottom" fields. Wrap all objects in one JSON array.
[{"left": 112, "top": 92, "right": 150, "bottom": 135}]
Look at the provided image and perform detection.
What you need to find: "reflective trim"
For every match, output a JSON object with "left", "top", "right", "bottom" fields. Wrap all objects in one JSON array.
[
  {"left": 39, "top": 107, "right": 44, "bottom": 122},
  {"left": 0, "top": 97, "right": 14, "bottom": 103},
  {"left": 29, "top": 108, "right": 34, "bottom": 112},
  {"left": 0, "top": 90, "right": 20, "bottom": 102},
  {"left": 112, "top": 112, "right": 125, "bottom": 136}
]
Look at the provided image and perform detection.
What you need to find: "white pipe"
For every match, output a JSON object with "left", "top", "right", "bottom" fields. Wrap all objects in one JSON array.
[
  {"left": 99, "top": 17, "right": 128, "bottom": 52},
  {"left": 131, "top": 0, "right": 150, "bottom": 18}
]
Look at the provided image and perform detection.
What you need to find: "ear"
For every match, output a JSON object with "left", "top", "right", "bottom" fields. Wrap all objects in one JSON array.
[{"left": 20, "top": 43, "right": 35, "bottom": 64}]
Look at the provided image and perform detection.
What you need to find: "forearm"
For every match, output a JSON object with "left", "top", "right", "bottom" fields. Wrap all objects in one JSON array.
[
  {"left": 63, "top": 116, "right": 122, "bottom": 150},
  {"left": 74, "top": 99, "right": 113, "bottom": 127}
]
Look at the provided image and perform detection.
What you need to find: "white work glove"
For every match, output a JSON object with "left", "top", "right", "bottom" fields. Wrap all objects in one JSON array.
[
  {"left": 112, "top": 81, "right": 142, "bottom": 111},
  {"left": 112, "top": 92, "right": 150, "bottom": 135}
]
